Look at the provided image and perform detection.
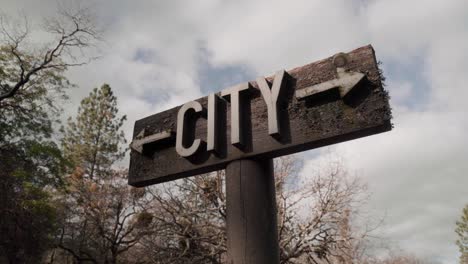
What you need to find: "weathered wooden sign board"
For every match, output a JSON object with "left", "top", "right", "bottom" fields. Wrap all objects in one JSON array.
[{"left": 128, "top": 45, "right": 391, "bottom": 187}]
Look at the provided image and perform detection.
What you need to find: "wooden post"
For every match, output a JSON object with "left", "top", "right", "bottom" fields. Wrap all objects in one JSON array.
[{"left": 225, "top": 159, "right": 280, "bottom": 264}]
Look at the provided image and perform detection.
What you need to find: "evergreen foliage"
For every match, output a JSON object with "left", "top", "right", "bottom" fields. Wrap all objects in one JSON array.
[
  {"left": 456, "top": 204, "right": 468, "bottom": 264},
  {"left": 0, "top": 141, "right": 67, "bottom": 263},
  {"left": 0, "top": 46, "right": 69, "bottom": 263},
  {"left": 61, "top": 84, "right": 127, "bottom": 179},
  {"left": 55, "top": 84, "right": 152, "bottom": 264}
]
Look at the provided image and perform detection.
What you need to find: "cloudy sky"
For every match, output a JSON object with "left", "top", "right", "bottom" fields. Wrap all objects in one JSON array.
[{"left": 2, "top": 0, "right": 467, "bottom": 262}]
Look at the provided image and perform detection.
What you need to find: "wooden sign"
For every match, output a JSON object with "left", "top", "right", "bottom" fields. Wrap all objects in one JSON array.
[{"left": 128, "top": 45, "right": 391, "bottom": 187}]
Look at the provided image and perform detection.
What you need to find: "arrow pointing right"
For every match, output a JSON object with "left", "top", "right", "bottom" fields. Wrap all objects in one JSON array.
[{"left": 295, "top": 67, "right": 366, "bottom": 102}]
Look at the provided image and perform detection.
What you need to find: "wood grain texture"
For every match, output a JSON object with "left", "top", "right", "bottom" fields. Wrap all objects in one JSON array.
[
  {"left": 128, "top": 45, "right": 392, "bottom": 187},
  {"left": 226, "top": 159, "right": 279, "bottom": 264}
]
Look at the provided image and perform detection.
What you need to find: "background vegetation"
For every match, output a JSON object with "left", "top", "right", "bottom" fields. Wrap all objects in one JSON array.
[{"left": 0, "top": 4, "right": 465, "bottom": 264}]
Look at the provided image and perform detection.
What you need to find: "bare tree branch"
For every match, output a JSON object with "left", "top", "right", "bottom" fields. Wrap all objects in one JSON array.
[{"left": 0, "top": 6, "right": 101, "bottom": 102}]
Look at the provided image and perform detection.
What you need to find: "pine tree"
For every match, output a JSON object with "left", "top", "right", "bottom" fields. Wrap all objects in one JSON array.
[
  {"left": 55, "top": 85, "right": 152, "bottom": 264},
  {"left": 456, "top": 204, "right": 468, "bottom": 264},
  {"left": 62, "top": 84, "right": 127, "bottom": 179}
]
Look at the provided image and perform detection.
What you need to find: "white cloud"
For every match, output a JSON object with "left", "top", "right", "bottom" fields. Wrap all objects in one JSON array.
[
  {"left": 2, "top": 0, "right": 467, "bottom": 262},
  {"left": 426, "top": 34, "right": 468, "bottom": 111},
  {"left": 202, "top": 0, "right": 368, "bottom": 74},
  {"left": 366, "top": 0, "right": 467, "bottom": 59},
  {"left": 304, "top": 108, "right": 468, "bottom": 262},
  {"left": 386, "top": 80, "right": 413, "bottom": 106}
]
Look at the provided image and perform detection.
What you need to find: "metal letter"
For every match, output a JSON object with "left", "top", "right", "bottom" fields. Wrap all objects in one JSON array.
[
  {"left": 221, "top": 82, "right": 250, "bottom": 146},
  {"left": 176, "top": 101, "right": 203, "bottom": 157},
  {"left": 257, "top": 70, "right": 286, "bottom": 136},
  {"left": 207, "top": 93, "right": 219, "bottom": 153}
]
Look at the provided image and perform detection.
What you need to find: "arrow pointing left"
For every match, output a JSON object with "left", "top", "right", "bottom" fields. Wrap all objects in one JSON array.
[{"left": 130, "top": 129, "right": 174, "bottom": 154}]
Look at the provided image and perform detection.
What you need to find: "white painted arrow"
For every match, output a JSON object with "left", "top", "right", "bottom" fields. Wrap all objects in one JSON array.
[
  {"left": 130, "top": 129, "right": 173, "bottom": 154},
  {"left": 295, "top": 68, "right": 366, "bottom": 100}
]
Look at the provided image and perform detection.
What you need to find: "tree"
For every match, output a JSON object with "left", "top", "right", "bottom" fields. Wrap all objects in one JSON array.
[
  {"left": 0, "top": 4, "right": 96, "bottom": 262},
  {"left": 456, "top": 204, "right": 468, "bottom": 264},
  {"left": 61, "top": 84, "right": 127, "bottom": 179},
  {"left": 0, "top": 45, "right": 70, "bottom": 263},
  {"left": 52, "top": 169, "right": 153, "bottom": 264},
  {"left": 274, "top": 156, "right": 373, "bottom": 264},
  {"left": 0, "top": 5, "right": 100, "bottom": 103},
  {"left": 140, "top": 172, "right": 227, "bottom": 264},
  {"left": 362, "top": 252, "right": 437, "bottom": 264},
  {"left": 0, "top": 141, "right": 67, "bottom": 263},
  {"left": 0, "top": 45, "right": 71, "bottom": 143},
  {"left": 54, "top": 85, "right": 151, "bottom": 264},
  {"left": 0, "top": 4, "right": 100, "bottom": 144},
  {"left": 138, "top": 156, "right": 374, "bottom": 264}
]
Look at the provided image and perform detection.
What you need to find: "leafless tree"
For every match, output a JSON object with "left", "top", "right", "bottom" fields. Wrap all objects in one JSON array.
[
  {"left": 136, "top": 156, "right": 376, "bottom": 264},
  {"left": 138, "top": 171, "right": 227, "bottom": 264},
  {"left": 363, "top": 252, "right": 437, "bottom": 264},
  {"left": 0, "top": 4, "right": 101, "bottom": 103},
  {"left": 275, "top": 156, "right": 376, "bottom": 264},
  {"left": 49, "top": 168, "right": 153, "bottom": 264}
]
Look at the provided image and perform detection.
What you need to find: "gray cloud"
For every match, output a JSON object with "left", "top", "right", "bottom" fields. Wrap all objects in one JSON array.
[{"left": 2, "top": 0, "right": 467, "bottom": 262}]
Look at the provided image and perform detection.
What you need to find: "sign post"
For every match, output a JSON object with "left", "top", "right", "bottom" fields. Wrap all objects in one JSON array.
[
  {"left": 128, "top": 45, "right": 392, "bottom": 263},
  {"left": 226, "top": 159, "right": 279, "bottom": 263}
]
